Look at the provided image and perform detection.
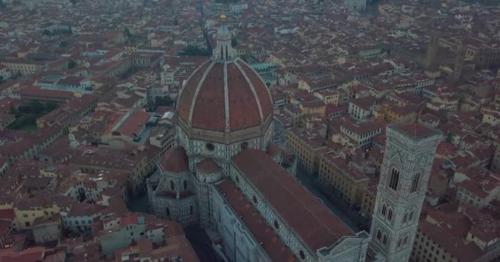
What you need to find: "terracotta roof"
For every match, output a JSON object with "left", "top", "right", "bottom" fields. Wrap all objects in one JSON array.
[
  {"left": 343, "top": 117, "right": 384, "bottom": 133},
  {"left": 216, "top": 180, "right": 296, "bottom": 261},
  {"left": 351, "top": 96, "right": 375, "bottom": 110},
  {"left": 19, "top": 86, "right": 74, "bottom": 101},
  {"left": 177, "top": 58, "right": 273, "bottom": 132},
  {"left": 196, "top": 158, "right": 220, "bottom": 174},
  {"left": 117, "top": 110, "right": 149, "bottom": 137},
  {"left": 233, "top": 149, "right": 354, "bottom": 252},
  {"left": 0, "top": 247, "right": 45, "bottom": 262},
  {"left": 420, "top": 205, "right": 483, "bottom": 262},
  {"left": 159, "top": 147, "right": 188, "bottom": 173},
  {"left": 120, "top": 213, "right": 139, "bottom": 226},
  {"left": 0, "top": 209, "right": 14, "bottom": 221}
]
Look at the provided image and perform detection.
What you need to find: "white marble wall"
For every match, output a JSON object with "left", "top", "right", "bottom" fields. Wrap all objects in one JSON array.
[
  {"left": 147, "top": 169, "right": 197, "bottom": 225},
  {"left": 229, "top": 165, "right": 369, "bottom": 261},
  {"left": 211, "top": 185, "right": 271, "bottom": 262}
]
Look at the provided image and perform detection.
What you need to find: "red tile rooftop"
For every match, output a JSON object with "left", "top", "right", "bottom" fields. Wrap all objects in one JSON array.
[
  {"left": 196, "top": 158, "right": 220, "bottom": 174},
  {"left": 420, "top": 205, "right": 484, "bottom": 262},
  {"left": 233, "top": 149, "right": 354, "bottom": 252},
  {"left": 0, "top": 209, "right": 14, "bottom": 221},
  {"left": 216, "top": 179, "right": 297, "bottom": 262},
  {"left": 341, "top": 117, "right": 385, "bottom": 135},
  {"left": 121, "top": 213, "right": 139, "bottom": 226},
  {"left": 19, "top": 86, "right": 75, "bottom": 101},
  {"left": 0, "top": 247, "right": 45, "bottom": 262},
  {"left": 117, "top": 110, "right": 150, "bottom": 137},
  {"left": 391, "top": 123, "right": 440, "bottom": 140},
  {"left": 159, "top": 147, "right": 189, "bottom": 174}
]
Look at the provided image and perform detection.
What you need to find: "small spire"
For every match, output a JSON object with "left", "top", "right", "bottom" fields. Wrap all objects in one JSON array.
[{"left": 213, "top": 14, "right": 236, "bottom": 62}]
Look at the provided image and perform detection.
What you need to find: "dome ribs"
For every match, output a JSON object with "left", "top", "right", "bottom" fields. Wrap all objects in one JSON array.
[
  {"left": 191, "top": 63, "right": 226, "bottom": 131},
  {"left": 227, "top": 62, "right": 261, "bottom": 131},
  {"left": 177, "top": 58, "right": 273, "bottom": 133}
]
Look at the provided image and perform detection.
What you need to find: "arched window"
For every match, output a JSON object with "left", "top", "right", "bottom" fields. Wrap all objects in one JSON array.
[
  {"left": 166, "top": 208, "right": 170, "bottom": 217},
  {"left": 170, "top": 181, "right": 175, "bottom": 190},
  {"left": 189, "top": 206, "right": 193, "bottom": 215},
  {"left": 409, "top": 211, "right": 414, "bottom": 221},
  {"left": 382, "top": 205, "right": 387, "bottom": 216},
  {"left": 388, "top": 209, "right": 393, "bottom": 221},
  {"left": 389, "top": 168, "right": 400, "bottom": 190},
  {"left": 411, "top": 173, "right": 421, "bottom": 193},
  {"left": 252, "top": 195, "right": 258, "bottom": 204},
  {"left": 383, "top": 235, "right": 387, "bottom": 245},
  {"left": 377, "top": 230, "right": 382, "bottom": 240},
  {"left": 403, "top": 213, "right": 408, "bottom": 223},
  {"left": 299, "top": 250, "right": 306, "bottom": 260},
  {"left": 183, "top": 180, "right": 187, "bottom": 190},
  {"left": 274, "top": 220, "right": 280, "bottom": 230}
]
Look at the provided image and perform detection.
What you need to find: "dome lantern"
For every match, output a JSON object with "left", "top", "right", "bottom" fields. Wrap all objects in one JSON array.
[{"left": 213, "top": 15, "right": 236, "bottom": 62}]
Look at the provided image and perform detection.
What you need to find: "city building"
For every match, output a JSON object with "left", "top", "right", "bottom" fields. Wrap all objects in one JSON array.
[
  {"left": 318, "top": 153, "right": 370, "bottom": 209},
  {"left": 411, "top": 204, "right": 500, "bottom": 262},
  {"left": 286, "top": 127, "right": 327, "bottom": 174}
]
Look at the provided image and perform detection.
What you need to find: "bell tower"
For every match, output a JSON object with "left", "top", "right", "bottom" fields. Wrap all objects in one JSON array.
[{"left": 369, "top": 123, "right": 441, "bottom": 262}]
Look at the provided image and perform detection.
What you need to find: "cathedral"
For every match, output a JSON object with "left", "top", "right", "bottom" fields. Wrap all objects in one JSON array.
[{"left": 147, "top": 19, "right": 441, "bottom": 262}]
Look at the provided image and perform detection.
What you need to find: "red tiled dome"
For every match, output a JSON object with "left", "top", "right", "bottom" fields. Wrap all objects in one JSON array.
[
  {"left": 177, "top": 58, "right": 273, "bottom": 132},
  {"left": 159, "top": 147, "right": 188, "bottom": 173},
  {"left": 196, "top": 158, "right": 220, "bottom": 174}
]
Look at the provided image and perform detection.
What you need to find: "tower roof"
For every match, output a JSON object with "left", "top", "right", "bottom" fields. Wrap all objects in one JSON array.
[{"left": 391, "top": 123, "right": 441, "bottom": 140}]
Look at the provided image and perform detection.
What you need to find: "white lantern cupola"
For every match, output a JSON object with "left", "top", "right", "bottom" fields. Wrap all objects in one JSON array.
[{"left": 213, "top": 15, "right": 236, "bottom": 62}]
